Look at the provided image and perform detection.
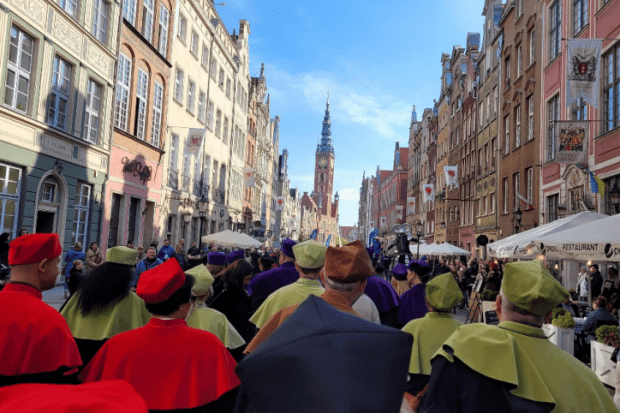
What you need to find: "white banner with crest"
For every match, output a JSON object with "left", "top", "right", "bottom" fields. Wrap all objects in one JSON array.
[{"left": 567, "top": 39, "right": 602, "bottom": 109}]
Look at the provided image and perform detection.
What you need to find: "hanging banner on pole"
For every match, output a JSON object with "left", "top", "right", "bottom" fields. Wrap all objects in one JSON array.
[
  {"left": 310, "top": 229, "right": 318, "bottom": 240},
  {"left": 369, "top": 221, "right": 375, "bottom": 229},
  {"left": 276, "top": 196, "right": 285, "bottom": 211},
  {"left": 555, "top": 121, "right": 589, "bottom": 164},
  {"left": 243, "top": 168, "right": 255, "bottom": 188},
  {"left": 380, "top": 216, "right": 387, "bottom": 227},
  {"left": 423, "top": 184, "right": 435, "bottom": 203},
  {"left": 444, "top": 166, "right": 459, "bottom": 188},
  {"left": 185, "top": 129, "right": 205, "bottom": 155},
  {"left": 407, "top": 197, "right": 416, "bottom": 215},
  {"left": 566, "top": 39, "right": 602, "bottom": 109}
]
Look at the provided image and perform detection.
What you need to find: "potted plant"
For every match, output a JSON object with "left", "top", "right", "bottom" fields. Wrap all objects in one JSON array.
[
  {"left": 542, "top": 308, "right": 575, "bottom": 355},
  {"left": 591, "top": 325, "right": 619, "bottom": 388},
  {"left": 481, "top": 289, "right": 498, "bottom": 302}
]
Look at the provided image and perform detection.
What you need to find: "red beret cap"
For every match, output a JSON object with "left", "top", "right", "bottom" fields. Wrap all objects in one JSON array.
[
  {"left": 9, "top": 233, "right": 62, "bottom": 266},
  {"left": 136, "top": 258, "right": 186, "bottom": 304},
  {"left": 324, "top": 241, "right": 374, "bottom": 284}
]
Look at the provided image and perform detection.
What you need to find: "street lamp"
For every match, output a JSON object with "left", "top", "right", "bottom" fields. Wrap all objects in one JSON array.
[
  {"left": 514, "top": 207, "right": 523, "bottom": 233},
  {"left": 197, "top": 197, "right": 209, "bottom": 249},
  {"left": 414, "top": 220, "right": 424, "bottom": 259}
]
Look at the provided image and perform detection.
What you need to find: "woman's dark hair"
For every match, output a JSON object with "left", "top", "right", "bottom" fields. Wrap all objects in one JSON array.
[
  {"left": 258, "top": 257, "right": 273, "bottom": 271},
  {"left": 222, "top": 260, "right": 254, "bottom": 291},
  {"left": 77, "top": 263, "right": 133, "bottom": 316},
  {"left": 375, "top": 263, "right": 385, "bottom": 274},
  {"left": 594, "top": 296, "right": 608, "bottom": 309},
  {"left": 0, "top": 233, "right": 10, "bottom": 258},
  {"left": 145, "top": 274, "right": 195, "bottom": 316},
  {"left": 89, "top": 242, "right": 98, "bottom": 249}
]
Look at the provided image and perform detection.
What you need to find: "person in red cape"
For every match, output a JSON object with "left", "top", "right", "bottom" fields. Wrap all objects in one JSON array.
[
  {"left": 79, "top": 258, "right": 240, "bottom": 412},
  {"left": 0, "top": 233, "right": 82, "bottom": 387},
  {"left": 0, "top": 380, "right": 148, "bottom": 413}
]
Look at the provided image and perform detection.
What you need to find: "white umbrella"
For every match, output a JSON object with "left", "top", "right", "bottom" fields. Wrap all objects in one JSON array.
[
  {"left": 409, "top": 243, "right": 435, "bottom": 257},
  {"left": 487, "top": 211, "right": 608, "bottom": 258},
  {"left": 530, "top": 213, "right": 620, "bottom": 263},
  {"left": 426, "top": 242, "right": 472, "bottom": 256},
  {"left": 202, "top": 230, "right": 263, "bottom": 249}
]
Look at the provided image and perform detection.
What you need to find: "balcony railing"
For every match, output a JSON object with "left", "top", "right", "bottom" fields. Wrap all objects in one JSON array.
[{"left": 168, "top": 170, "right": 179, "bottom": 190}]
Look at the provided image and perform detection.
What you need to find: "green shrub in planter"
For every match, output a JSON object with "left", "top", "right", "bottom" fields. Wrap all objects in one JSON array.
[
  {"left": 595, "top": 325, "right": 619, "bottom": 345},
  {"left": 482, "top": 290, "right": 498, "bottom": 301},
  {"left": 551, "top": 308, "right": 575, "bottom": 329}
]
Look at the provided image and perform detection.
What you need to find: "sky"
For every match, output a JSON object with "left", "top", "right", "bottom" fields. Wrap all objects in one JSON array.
[{"left": 217, "top": 0, "right": 486, "bottom": 226}]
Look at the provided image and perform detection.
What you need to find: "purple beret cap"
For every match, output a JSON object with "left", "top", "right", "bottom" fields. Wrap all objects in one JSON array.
[
  {"left": 227, "top": 250, "right": 245, "bottom": 265},
  {"left": 391, "top": 263, "right": 409, "bottom": 281},
  {"left": 281, "top": 238, "right": 297, "bottom": 259},
  {"left": 207, "top": 252, "right": 226, "bottom": 266},
  {"left": 408, "top": 260, "right": 431, "bottom": 276}
]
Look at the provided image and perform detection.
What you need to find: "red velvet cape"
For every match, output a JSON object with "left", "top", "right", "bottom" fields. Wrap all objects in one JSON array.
[
  {"left": 80, "top": 318, "right": 240, "bottom": 410},
  {"left": 0, "top": 380, "right": 148, "bottom": 413},
  {"left": 0, "top": 283, "right": 82, "bottom": 375}
]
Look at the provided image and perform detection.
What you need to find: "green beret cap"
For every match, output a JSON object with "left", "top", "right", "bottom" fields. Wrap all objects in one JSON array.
[
  {"left": 187, "top": 265, "right": 215, "bottom": 296},
  {"left": 105, "top": 246, "right": 138, "bottom": 266},
  {"left": 501, "top": 261, "right": 569, "bottom": 317},
  {"left": 426, "top": 273, "right": 463, "bottom": 311},
  {"left": 292, "top": 240, "right": 327, "bottom": 269}
]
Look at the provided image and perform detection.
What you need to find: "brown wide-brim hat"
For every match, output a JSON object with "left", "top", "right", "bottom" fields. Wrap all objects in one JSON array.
[{"left": 324, "top": 241, "right": 374, "bottom": 284}]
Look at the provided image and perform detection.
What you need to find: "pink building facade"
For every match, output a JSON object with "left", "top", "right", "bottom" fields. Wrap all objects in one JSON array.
[
  {"left": 541, "top": 0, "right": 620, "bottom": 225},
  {"left": 100, "top": 140, "right": 164, "bottom": 252}
]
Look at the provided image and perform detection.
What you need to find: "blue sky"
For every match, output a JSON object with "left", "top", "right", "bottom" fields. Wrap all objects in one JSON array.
[{"left": 218, "top": 0, "right": 486, "bottom": 226}]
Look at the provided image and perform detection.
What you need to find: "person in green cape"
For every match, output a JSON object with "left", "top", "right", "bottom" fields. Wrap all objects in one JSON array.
[
  {"left": 422, "top": 260, "right": 616, "bottom": 413},
  {"left": 61, "top": 247, "right": 151, "bottom": 369},
  {"left": 401, "top": 272, "right": 463, "bottom": 410},
  {"left": 185, "top": 264, "right": 246, "bottom": 359},
  {"left": 249, "top": 240, "right": 327, "bottom": 329}
]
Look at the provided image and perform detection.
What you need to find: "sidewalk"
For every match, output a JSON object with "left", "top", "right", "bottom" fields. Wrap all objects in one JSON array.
[{"left": 42, "top": 285, "right": 67, "bottom": 311}]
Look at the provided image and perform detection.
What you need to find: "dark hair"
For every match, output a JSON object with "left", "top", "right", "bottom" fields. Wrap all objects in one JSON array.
[
  {"left": 590, "top": 264, "right": 599, "bottom": 271},
  {"left": 145, "top": 275, "right": 195, "bottom": 316},
  {"left": 89, "top": 242, "right": 98, "bottom": 248},
  {"left": 375, "top": 263, "right": 385, "bottom": 274},
  {"left": 77, "top": 263, "right": 133, "bottom": 316},
  {"left": 594, "top": 296, "right": 608, "bottom": 308},
  {"left": 222, "top": 260, "right": 254, "bottom": 291},
  {"left": 608, "top": 268, "right": 618, "bottom": 277},
  {"left": 258, "top": 257, "right": 273, "bottom": 271},
  {"left": 298, "top": 266, "right": 322, "bottom": 275}
]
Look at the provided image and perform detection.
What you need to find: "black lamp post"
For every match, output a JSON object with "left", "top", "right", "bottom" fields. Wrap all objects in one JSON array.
[
  {"left": 197, "top": 197, "right": 209, "bottom": 250},
  {"left": 415, "top": 220, "right": 424, "bottom": 259},
  {"left": 514, "top": 207, "right": 523, "bottom": 233}
]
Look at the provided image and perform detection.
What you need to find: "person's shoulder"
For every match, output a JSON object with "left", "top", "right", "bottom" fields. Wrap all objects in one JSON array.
[{"left": 182, "top": 323, "right": 228, "bottom": 346}]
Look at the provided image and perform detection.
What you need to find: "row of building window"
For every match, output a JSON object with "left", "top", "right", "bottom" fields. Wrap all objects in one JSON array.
[{"left": 5, "top": 26, "right": 104, "bottom": 144}]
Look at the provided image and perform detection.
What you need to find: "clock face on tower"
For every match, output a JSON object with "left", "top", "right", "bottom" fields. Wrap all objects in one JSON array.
[{"left": 318, "top": 157, "right": 328, "bottom": 169}]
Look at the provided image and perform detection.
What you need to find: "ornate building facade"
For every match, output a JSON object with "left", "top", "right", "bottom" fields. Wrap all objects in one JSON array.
[{"left": 0, "top": 0, "right": 120, "bottom": 257}]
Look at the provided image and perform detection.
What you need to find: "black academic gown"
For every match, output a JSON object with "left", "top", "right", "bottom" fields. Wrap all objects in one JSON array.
[{"left": 420, "top": 350, "right": 552, "bottom": 413}]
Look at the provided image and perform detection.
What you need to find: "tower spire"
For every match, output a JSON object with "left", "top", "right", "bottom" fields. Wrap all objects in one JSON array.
[{"left": 317, "top": 92, "right": 334, "bottom": 154}]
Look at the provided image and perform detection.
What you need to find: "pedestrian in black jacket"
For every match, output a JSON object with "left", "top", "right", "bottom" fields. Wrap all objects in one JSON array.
[{"left": 589, "top": 264, "right": 603, "bottom": 299}]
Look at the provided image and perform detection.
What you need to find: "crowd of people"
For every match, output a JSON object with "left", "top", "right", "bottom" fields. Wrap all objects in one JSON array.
[{"left": 0, "top": 233, "right": 618, "bottom": 412}]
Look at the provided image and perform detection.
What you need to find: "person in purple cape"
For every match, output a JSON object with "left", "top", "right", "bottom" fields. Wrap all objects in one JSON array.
[
  {"left": 248, "top": 239, "right": 299, "bottom": 311},
  {"left": 364, "top": 248, "right": 401, "bottom": 327},
  {"left": 397, "top": 260, "right": 432, "bottom": 327}
]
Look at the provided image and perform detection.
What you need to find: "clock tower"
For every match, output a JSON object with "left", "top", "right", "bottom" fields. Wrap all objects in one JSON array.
[{"left": 314, "top": 94, "right": 335, "bottom": 202}]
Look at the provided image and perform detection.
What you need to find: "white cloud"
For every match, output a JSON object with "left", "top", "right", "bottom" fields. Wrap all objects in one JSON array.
[
  {"left": 262, "top": 65, "right": 411, "bottom": 140},
  {"left": 339, "top": 188, "right": 359, "bottom": 202}
]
